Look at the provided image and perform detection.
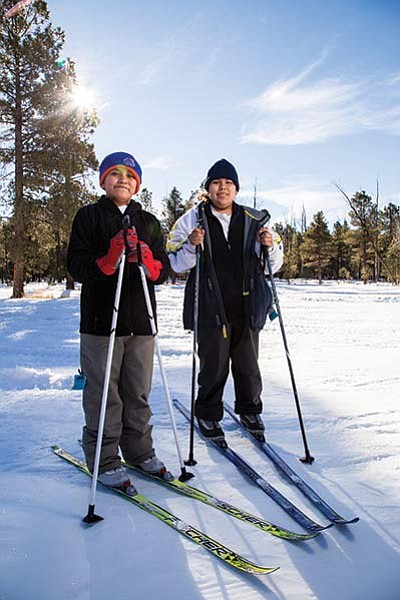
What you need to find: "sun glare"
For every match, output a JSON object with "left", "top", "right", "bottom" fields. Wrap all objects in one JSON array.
[{"left": 70, "top": 85, "right": 96, "bottom": 110}]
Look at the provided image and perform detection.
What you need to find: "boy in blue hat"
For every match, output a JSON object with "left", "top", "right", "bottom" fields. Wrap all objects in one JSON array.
[{"left": 67, "top": 151, "right": 171, "bottom": 492}]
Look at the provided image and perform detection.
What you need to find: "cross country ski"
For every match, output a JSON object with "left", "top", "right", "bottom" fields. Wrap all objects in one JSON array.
[
  {"left": 224, "top": 404, "right": 359, "bottom": 525},
  {"left": 52, "top": 445, "right": 279, "bottom": 576},
  {"left": 174, "top": 399, "right": 333, "bottom": 532}
]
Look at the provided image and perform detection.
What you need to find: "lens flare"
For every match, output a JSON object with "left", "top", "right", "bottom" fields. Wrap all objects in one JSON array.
[{"left": 70, "top": 85, "right": 96, "bottom": 110}]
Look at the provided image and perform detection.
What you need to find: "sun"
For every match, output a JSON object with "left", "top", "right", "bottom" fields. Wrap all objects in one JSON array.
[{"left": 70, "top": 85, "right": 96, "bottom": 110}]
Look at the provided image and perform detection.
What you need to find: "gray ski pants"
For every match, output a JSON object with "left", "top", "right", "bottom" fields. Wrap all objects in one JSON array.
[{"left": 80, "top": 333, "right": 155, "bottom": 474}]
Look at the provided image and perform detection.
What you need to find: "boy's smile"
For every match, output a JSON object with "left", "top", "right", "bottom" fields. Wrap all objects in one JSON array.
[
  {"left": 208, "top": 178, "right": 237, "bottom": 214},
  {"left": 102, "top": 167, "right": 137, "bottom": 205}
]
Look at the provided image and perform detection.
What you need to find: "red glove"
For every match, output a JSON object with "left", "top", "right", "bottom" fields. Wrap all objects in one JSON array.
[
  {"left": 134, "top": 241, "right": 163, "bottom": 281},
  {"left": 96, "top": 229, "right": 138, "bottom": 276}
]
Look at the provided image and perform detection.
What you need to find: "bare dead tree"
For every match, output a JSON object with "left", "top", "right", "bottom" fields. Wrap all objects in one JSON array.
[{"left": 334, "top": 182, "right": 397, "bottom": 283}]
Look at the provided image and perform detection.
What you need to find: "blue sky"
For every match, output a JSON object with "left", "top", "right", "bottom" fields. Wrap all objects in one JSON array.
[{"left": 48, "top": 0, "right": 400, "bottom": 226}]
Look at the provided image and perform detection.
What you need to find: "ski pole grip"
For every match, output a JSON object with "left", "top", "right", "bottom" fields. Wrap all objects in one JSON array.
[
  {"left": 122, "top": 214, "right": 132, "bottom": 252},
  {"left": 122, "top": 214, "right": 130, "bottom": 230}
]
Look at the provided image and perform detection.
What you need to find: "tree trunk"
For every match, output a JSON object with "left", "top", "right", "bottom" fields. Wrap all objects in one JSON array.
[
  {"left": 12, "top": 51, "right": 25, "bottom": 299},
  {"left": 65, "top": 272, "right": 75, "bottom": 290},
  {"left": 362, "top": 234, "right": 368, "bottom": 284}
]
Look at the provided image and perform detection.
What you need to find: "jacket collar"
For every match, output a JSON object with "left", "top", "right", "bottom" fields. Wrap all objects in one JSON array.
[{"left": 98, "top": 195, "right": 142, "bottom": 214}]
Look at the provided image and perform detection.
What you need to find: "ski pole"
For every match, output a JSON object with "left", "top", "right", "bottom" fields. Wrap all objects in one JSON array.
[
  {"left": 185, "top": 205, "right": 205, "bottom": 466},
  {"left": 83, "top": 215, "right": 131, "bottom": 524},
  {"left": 185, "top": 243, "right": 201, "bottom": 466},
  {"left": 137, "top": 258, "right": 194, "bottom": 482},
  {"left": 264, "top": 248, "right": 315, "bottom": 464}
]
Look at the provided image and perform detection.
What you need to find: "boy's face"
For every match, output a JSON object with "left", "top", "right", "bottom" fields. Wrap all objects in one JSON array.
[
  {"left": 102, "top": 167, "right": 137, "bottom": 205},
  {"left": 207, "top": 178, "right": 237, "bottom": 214}
]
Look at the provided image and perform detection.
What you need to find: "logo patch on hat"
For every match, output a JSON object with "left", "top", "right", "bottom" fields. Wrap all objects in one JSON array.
[{"left": 124, "top": 157, "right": 135, "bottom": 168}]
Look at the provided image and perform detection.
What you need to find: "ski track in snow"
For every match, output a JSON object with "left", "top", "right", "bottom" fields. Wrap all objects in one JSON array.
[{"left": 0, "top": 280, "right": 399, "bottom": 600}]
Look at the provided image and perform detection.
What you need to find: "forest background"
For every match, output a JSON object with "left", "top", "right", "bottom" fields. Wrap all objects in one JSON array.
[{"left": 0, "top": 0, "right": 399, "bottom": 295}]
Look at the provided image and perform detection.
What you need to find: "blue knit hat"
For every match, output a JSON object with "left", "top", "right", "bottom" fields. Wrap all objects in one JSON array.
[
  {"left": 99, "top": 152, "right": 142, "bottom": 191},
  {"left": 204, "top": 158, "right": 240, "bottom": 191}
]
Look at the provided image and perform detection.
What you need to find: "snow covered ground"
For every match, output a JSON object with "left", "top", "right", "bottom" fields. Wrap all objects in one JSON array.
[{"left": 1, "top": 279, "right": 399, "bottom": 600}]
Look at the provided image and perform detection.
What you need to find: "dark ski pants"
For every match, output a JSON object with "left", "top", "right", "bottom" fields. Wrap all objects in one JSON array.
[
  {"left": 80, "top": 333, "right": 155, "bottom": 474},
  {"left": 195, "top": 320, "right": 263, "bottom": 422}
]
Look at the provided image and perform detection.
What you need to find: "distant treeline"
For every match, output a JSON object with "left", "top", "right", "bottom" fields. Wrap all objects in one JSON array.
[
  {"left": 159, "top": 186, "right": 400, "bottom": 285},
  {"left": 1, "top": 2, "right": 398, "bottom": 294},
  {"left": 274, "top": 191, "right": 399, "bottom": 284},
  {"left": 1, "top": 186, "right": 398, "bottom": 287}
]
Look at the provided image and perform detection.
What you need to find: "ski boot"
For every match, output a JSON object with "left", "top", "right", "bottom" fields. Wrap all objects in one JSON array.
[
  {"left": 240, "top": 414, "right": 266, "bottom": 443},
  {"left": 98, "top": 466, "right": 138, "bottom": 496},
  {"left": 197, "top": 418, "right": 228, "bottom": 449},
  {"left": 138, "top": 455, "right": 174, "bottom": 482}
]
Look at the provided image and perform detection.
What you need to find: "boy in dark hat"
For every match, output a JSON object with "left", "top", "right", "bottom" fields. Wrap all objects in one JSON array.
[
  {"left": 167, "top": 158, "right": 283, "bottom": 446},
  {"left": 67, "top": 151, "right": 171, "bottom": 491}
]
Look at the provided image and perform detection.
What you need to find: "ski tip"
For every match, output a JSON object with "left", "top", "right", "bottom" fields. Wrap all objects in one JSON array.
[
  {"left": 242, "top": 564, "right": 279, "bottom": 576},
  {"left": 309, "top": 521, "right": 335, "bottom": 532},
  {"left": 294, "top": 530, "right": 321, "bottom": 541},
  {"left": 332, "top": 516, "right": 360, "bottom": 525},
  {"left": 260, "top": 565, "right": 280, "bottom": 576}
]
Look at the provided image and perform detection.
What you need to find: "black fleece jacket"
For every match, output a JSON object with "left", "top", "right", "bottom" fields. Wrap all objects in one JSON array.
[
  {"left": 183, "top": 202, "right": 272, "bottom": 332},
  {"left": 67, "top": 196, "right": 169, "bottom": 336}
]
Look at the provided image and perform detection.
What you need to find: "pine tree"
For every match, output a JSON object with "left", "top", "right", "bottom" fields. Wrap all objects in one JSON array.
[
  {"left": 161, "top": 186, "right": 186, "bottom": 232},
  {"left": 0, "top": 0, "right": 98, "bottom": 294},
  {"left": 137, "top": 187, "right": 153, "bottom": 212},
  {"left": 1, "top": 1, "right": 59, "bottom": 295},
  {"left": 301, "top": 211, "right": 332, "bottom": 284},
  {"left": 0, "top": 216, "right": 13, "bottom": 283},
  {"left": 331, "top": 220, "right": 353, "bottom": 280},
  {"left": 335, "top": 183, "right": 399, "bottom": 283},
  {"left": 161, "top": 187, "right": 186, "bottom": 283},
  {"left": 347, "top": 191, "right": 377, "bottom": 283},
  {"left": 379, "top": 203, "right": 400, "bottom": 283},
  {"left": 275, "top": 222, "right": 302, "bottom": 282},
  {"left": 184, "top": 189, "right": 199, "bottom": 212},
  {"left": 35, "top": 58, "right": 98, "bottom": 285}
]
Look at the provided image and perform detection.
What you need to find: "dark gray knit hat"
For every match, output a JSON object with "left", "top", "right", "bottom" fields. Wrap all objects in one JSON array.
[{"left": 204, "top": 159, "right": 240, "bottom": 191}]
